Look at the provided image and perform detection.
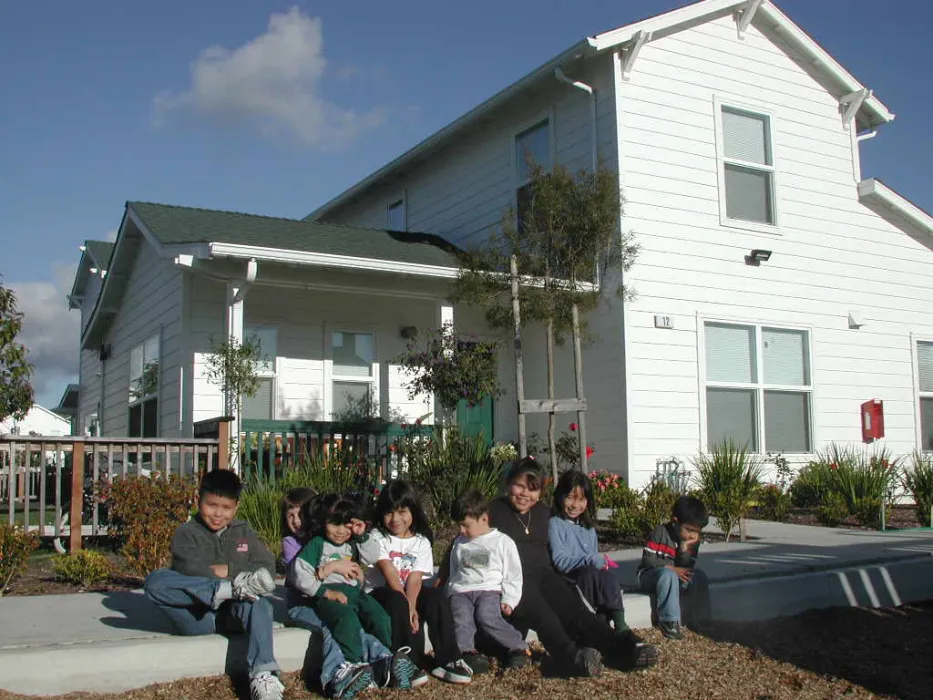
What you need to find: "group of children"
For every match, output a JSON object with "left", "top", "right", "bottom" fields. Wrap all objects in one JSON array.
[{"left": 145, "top": 464, "right": 709, "bottom": 700}]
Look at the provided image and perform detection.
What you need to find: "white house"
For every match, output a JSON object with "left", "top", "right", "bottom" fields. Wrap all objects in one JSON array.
[
  {"left": 69, "top": 0, "right": 933, "bottom": 487},
  {"left": 1, "top": 404, "right": 72, "bottom": 437}
]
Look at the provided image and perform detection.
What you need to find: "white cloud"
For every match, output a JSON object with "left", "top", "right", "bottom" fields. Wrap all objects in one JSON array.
[
  {"left": 105, "top": 229, "right": 118, "bottom": 242},
  {"left": 8, "top": 263, "right": 79, "bottom": 407},
  {"left": 153, "top": 7, "right": 385, "bottom": 148}
]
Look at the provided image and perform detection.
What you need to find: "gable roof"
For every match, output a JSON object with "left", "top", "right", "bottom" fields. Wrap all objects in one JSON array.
[
  {"left": 128, "top": 201, "right": 462, "bottom": 269},
  {"left": 858, "top": 179, "right": 933, "bottom": 239},
  {"left": 307, "top": 0, "right": 893, "bottom": 222},
  {"left": 68, "top": 239, "right": 115, "bottom": 309}
]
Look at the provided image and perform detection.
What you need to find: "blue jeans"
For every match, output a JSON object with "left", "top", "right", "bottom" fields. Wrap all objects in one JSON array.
[
  {"left": 144, "top": 568, "right": 278, "bottom": 676},
  {"left": 637, "top": 567, "right": 710, "bottom": 625},
  {"left": 287, "top": 605, "right": 391, "bottom": 687}
]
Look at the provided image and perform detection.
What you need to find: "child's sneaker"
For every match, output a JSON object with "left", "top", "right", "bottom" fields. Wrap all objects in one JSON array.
[
  {"left": 658, "top": 620, "right": 684, "bottom": 640},
  {"left": 505, "top": 649, "right": 532, "bottom": 670},
  {"left": 233, "top": 568, "right": 275, "bottom": 601},
  {"left": 430, "top": 658, "right": 473, "bottom": 684},
  {"left": 462, "top": 650, "right": 491, "bottom": 675},
  {"left": 572, "top": 647, "right": 603, "bottom": 678},
  {"left": 328, "top": 662, "right": 373, "bottom": 699},
  {"left": 249, "top": 671, "right": 284, "bottom": 700},
  {"left": 615, "top": 631, "right": 660, "bottom": 669},
  {"left": 371, "top": 656, "right": 393, "bottom": 689},
  {"left": 391, "top": 647, "right": 420, "bottom": 689}
]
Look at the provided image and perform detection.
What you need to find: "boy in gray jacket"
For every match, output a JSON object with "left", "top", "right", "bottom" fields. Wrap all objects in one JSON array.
[
  {"left": 636, "top": 495, "right": 710, "bottom": 640},
  {"left": 145, "top": 470, "right": 283, "bottom": 700}
]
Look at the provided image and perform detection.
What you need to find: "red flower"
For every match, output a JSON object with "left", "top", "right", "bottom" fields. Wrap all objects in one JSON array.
[
  {"left": 882, "top": 459, "right": 890, "bottom": 469},
  {"left": 389, "top": 444, "right": 398, "bottom": 453},
  {"left": 586, "top": 446, "right": 595, "bottom": 458},
  {"left": 416, "top": 418, "right": 423, "bottom": 425},
  {"left": 569, "top": 423, "right": 578, "bottom": 432},
  {"left": 401, "top": 423, "right": 408, "bottom": 429},
  {"left": 830, "top": 463, "right": 838, "bottom": 471}
]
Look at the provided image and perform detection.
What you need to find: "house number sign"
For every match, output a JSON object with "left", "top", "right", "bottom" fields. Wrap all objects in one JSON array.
[{"left": 654, "top": 315, "right": 674, "bottom": 329}]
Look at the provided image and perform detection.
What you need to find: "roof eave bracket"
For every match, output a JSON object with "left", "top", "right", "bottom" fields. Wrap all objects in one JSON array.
[
  {"left": 735, "top": 0, "right": 764, "bottom": 40},
  {"left": 840, "top": 88, "right": 872, "bottom": 129},
  {"left": 231, "top": 258, "right": 258, "bottom": 304},
  {"left": 621, "top": 30, "right": 652, "bottom": 79}
]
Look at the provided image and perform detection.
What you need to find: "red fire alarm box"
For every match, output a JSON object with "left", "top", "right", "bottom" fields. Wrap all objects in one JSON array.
[{"left": 860, "top": 399, "right": 884, "bottom": 443}]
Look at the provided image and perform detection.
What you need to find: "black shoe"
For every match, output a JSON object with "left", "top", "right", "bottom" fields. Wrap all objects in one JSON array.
[
  {"left": 462, "top": 651, "right": 491, "bottom": 675},
  {"left": 505, "top": 650, "right": 532, "bottom": 670},
  {"left": 572, "top": 647, "right": 603, "bottom": 678},
  {"left": 371, "top": 656, "right": 392, "bottom": 689},
  {"left": 658, "top": 620, "right": 684, "bottom": 640}
]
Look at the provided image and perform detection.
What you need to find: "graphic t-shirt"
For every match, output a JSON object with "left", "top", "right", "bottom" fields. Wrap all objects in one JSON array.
[
  {"left": 288, "top": 536, "right": 359, "bottom": 599},
  {"left": 361, "top": 529, "right": 433, "bottom": 591}
]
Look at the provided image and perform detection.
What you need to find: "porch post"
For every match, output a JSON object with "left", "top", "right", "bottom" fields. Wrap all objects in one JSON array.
[{"left": 225, "top": 281, "right": 244, "bottom": 472}]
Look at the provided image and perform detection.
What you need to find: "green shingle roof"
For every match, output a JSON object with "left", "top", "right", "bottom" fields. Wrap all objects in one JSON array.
[
  {"left": 84, "top": 240, "right": 115, "bottom": 269},
  {"left": 128, "top": 201, "right": 463, "bottom": 268}
]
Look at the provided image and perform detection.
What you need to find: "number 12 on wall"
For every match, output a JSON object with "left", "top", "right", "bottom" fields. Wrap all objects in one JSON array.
[{"left": 654, "top": 315, "right": 674, "bottom": 329}]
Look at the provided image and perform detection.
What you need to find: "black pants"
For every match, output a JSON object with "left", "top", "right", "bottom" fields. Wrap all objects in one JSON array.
[
  {"left": 370, "top": 585, "right": 460, "bottom": 668},
  {"left": 571, "top": 566, "right": 624, "bottom": 613},
  {"left": 510, "top": 568, "right": 619, "bottom": 664}
]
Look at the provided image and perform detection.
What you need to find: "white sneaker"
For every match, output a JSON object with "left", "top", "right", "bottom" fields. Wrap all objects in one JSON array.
[
  {"left": 431, "top": 658, "right": 473, "bottom": 684},
  {"left": 234, "top": 568, "right": 275, "bottom": 601},
  {"left": 249, "top": 671, "right": 284, "bottom": 700}
]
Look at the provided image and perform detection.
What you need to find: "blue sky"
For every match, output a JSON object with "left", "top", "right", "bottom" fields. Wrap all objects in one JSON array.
[{"left": 1, "top": 0, "right": 931, "bottom": 406}]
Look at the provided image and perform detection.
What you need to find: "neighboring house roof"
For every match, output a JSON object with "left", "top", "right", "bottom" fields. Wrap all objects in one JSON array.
[
  {"left": 858, "top": 179, "right": 933, "bottom": 240},
  {"left": 306, "top": 0, "right": 894, "bottom": 222},
  {"left": 1, "top": 404, "right": 72, "bottom": 436},
  {"left": 55, "top": 383, "right": 80, "bottom": 417},
  {"left": 128, "top": 201, "right": 463, "bottom": 269}
]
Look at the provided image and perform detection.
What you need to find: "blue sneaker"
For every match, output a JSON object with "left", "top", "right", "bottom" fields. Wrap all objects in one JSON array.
[
  {"left": 391, "top": 647, "right": 423, "bottom": 689},
  {"left": 328, "top": 662, "right": 372, "bottom": 699}
]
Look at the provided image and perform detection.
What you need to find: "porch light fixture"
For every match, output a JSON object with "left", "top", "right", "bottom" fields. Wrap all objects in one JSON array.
[
  {"left": 744, "top": 249, "right": 772, "bottom": 266},
  {"left": 400, "top": 326, "right": 419, "bottom": 340}
]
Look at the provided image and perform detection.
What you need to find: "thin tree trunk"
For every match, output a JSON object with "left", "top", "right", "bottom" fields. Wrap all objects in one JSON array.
[
  {"left": 510, "top": 255, "right": 527, "bottom": 456},
  {"left": 546, "top": 318, "right": 557, "bottom": 483},
  {"left": 571, "top": 302, "right": 587, "bottom": 471}
]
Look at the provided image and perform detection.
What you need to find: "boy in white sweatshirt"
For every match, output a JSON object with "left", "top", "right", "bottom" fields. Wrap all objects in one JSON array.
[{"left": 438, "top": 490, "right": 530, "bottom": 672}]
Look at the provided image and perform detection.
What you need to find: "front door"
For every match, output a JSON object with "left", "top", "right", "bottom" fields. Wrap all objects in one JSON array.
[{"left": 456, "top": 397, "right": 494, "bottom": 442}]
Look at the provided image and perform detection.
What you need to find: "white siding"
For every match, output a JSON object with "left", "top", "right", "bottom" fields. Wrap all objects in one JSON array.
[
  {"left": 617, "top": 15, "right": 933, "bottom": 486},
  {"left": 100, "top": 242, "right": 183, "bottom": 437}
]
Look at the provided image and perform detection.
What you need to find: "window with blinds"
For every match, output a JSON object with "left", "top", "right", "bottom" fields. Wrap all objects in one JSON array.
[
  {"left": 242, "top": 377, "right": 274, "bottom": 421},
  {"left": 918, "top": 341, "right": 933, "bottom": 451},
  {"left": 331, "top": 331, "right": 376, "bottom": 420},
  {"left": 704, "top": 322, "right": 811, "bottom": 453},
  {"left": 720, "top": 106, "right": 776, "bottom": 226},
  {"left": 246, "top": 327, "right": 277, "bottom": 375}
]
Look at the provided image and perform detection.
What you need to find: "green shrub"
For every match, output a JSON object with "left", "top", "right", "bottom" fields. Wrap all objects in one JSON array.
[
  {"left": 638, "top": 478, "right": 678, "bottom": 533},
  {"left": 283, "top": 450, "right": 379, "bottom": 499},
  {"left": 817, "top": 492, "right": 849, "bottom": 527},
  {"left": 53, "top": 550, "right": 112, "bottom": 588},
  {"left": 853, "top": 498, "right": 884, "bottom": 529},
  {"left": 0, "top": 524, "right": 39, "bottom": 597},
  {"left": 103, "top": 473, "right": 198, "bottom": 576},
  {"left": 823, "top": 444, "right": 900, "bottom": 516},
  {"left": 790, "top": 462, "right": 833, "bottom": 507},
  {"left": 238, "top": 474, "right": 287, "bottom": 558},
  {"left": 609, "top": 484, "right": 644, "bottom": 538},
  {"left": 693, "top": 440, "right": 764, "bottom": 541},
  {"left": 757, "top": 483, "right": 792, "bottom": 522},
  {"left": 903, "top": 452, "right": 933, "bottom": 527}
]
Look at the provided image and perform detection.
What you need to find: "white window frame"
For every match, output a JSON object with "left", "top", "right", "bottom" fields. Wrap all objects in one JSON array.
[
  {"left": 912, "top": 334, "right": 933, "bottom": 453},
  {"left": 243, "top": 326, "right": 278, "bottom": 421},
  {"left": 325, "top": 327, "right": 380, "bottom": 421},
  {"left": 699, "top": 317, "right": 814, "bottom": 455},
  {"left": 512, "top": 111, "right": 555, "bottom": 228},
  {"left": 128, "top": 332, "right": 160, "bottom": 437},
  {"left": 386, "top": 196, "right": 407, "bottom": 231},
  {"left": 713, "top": 97, "right": 781, "bottom": 235}
]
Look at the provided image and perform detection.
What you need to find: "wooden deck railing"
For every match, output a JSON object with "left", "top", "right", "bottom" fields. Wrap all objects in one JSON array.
[{"left": 0, "top": 432, "right": 226, "bottom": 552}]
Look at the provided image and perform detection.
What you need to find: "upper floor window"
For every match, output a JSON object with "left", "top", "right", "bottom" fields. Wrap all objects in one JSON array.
[
  {"left": 514, "top": 119, "right": 552, "bottom": 232},
  {"left": 918, "top": 340, "right": 933, "bottom": 452},
  {"left": 387, "top": 198, "right": 406, "bottom": 231},
  {"left": 242, "top": 327, "right": 277, "bottom": 421},
  {"left": 719, "top": 106, "right": 776, "bottom": 226},
  {"left": 704, "top": 322, "right": 811, "bottom": 453},
  {"left": 129, "top": 334, "right": 159, "bottom": 437}
]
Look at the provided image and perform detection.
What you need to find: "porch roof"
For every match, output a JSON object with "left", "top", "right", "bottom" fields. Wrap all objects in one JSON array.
[{"left": 128, "top": 201, "right": 464, "bottom": 269}]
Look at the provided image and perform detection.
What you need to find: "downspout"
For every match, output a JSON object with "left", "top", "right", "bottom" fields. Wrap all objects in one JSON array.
[{"left": 554, "top": 67, "right": 597, "bottom": 172}]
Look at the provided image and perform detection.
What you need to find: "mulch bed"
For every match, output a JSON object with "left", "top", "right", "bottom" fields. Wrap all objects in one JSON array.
[
  {"left": 751, "top": 505, "right": 926, "bottom": 531},
  {"left": 4, "top": 548, "right": 142, "bottom": 597},
  {"left": 5, "top": 602, "right": 932, "bottom": 699}
]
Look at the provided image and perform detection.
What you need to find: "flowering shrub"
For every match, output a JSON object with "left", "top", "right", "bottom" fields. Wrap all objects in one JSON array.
[
  {"left": 588, "top": 470, "right": 629, "bottom": 510},
  {"left": 490, "top": 442, "right": 518, "bottom": 464},
  {"left": 553, "top": 423, "right": 595, "bottom": 471},
  {"left": 395, "top": 324, "right": 502, "bottom": 420},
  {"left": 903, "top": 451, "right": 933, "bottom": 527}
]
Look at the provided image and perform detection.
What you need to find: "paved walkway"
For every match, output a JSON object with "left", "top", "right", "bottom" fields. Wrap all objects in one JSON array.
[{"left": 2, "top": 521, "right": 932, "bottom": 695}]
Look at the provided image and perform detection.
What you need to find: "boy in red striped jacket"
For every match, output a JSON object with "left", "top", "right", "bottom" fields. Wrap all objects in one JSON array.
[{"left": 636, "top": 495, "right": 710, "bottom": 640}]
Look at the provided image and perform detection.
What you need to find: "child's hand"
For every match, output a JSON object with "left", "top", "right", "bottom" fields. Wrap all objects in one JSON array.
[
  {"left": 350, "top": 518, "right": 367, "bottom": 537},
  {"left": 323, "top": 589, "right": 349, "bottom": 605},
  {"left": 671, "top": 566, "right": 693, "bottom": 583},
  {"left": 680, "top": 531, "right": 700, "bottom": 552},
  {"left": 603, "top": 555, "right": 619, "bottom": 570},
  {"left": 500, "top": 603, "right": 513, "bottom": 617},
  {"left": 409, "top": 608, "right": 420, "bottom": 633},
  {"left": 209, "top": 564, "right": 229, "bottom": 579},
  {"left": 330, "top": 560, "right": 362, "bottom": 580}
]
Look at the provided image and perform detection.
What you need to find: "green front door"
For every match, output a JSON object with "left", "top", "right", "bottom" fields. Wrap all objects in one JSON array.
[{"left": 456, "top": 397, "right": 494, "bottom": 441}]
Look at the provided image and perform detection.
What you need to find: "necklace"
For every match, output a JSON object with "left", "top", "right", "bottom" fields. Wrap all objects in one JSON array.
[{"left": 514, "top": 510, "right": 532, "bottom": 536}]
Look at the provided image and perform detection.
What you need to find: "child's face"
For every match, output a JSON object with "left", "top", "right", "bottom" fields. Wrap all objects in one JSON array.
[
  {"left": 562, "top": 486, "right": 588, "bottom": 520},
  {"left": 383, "top": 507, "right": 413, "bottom": 537},
  {"left": 678, "top": 522, "right": 702, "bottom": 547},
  {"left": 508, "top": 474, "right": 541, "bottom": 514},
  {"left": 286, "top": 506, "right": 303, "bottom": 536},
  {"left": 458, "top": 513, "right": 491, "bottom": 540},
  {"left": 197, "top": 492, "right": 238, "bottom": 532},
  {"left": 325, "top": 521, "right": 352, "bottom": 545}
]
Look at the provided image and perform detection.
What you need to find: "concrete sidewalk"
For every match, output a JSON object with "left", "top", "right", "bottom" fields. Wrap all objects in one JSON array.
[{"left": 2, "top": 521, "right": 932, "bottom": 696}]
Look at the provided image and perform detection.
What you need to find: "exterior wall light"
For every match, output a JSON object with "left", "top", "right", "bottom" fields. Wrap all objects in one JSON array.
[{"left": 744, "top": 249, "right": 772, "bottom": 266}]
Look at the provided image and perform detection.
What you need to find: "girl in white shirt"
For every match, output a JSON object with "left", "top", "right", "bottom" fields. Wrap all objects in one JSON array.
[{"left": 361, "top": 480, "right": 473, "bottom": 685}]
